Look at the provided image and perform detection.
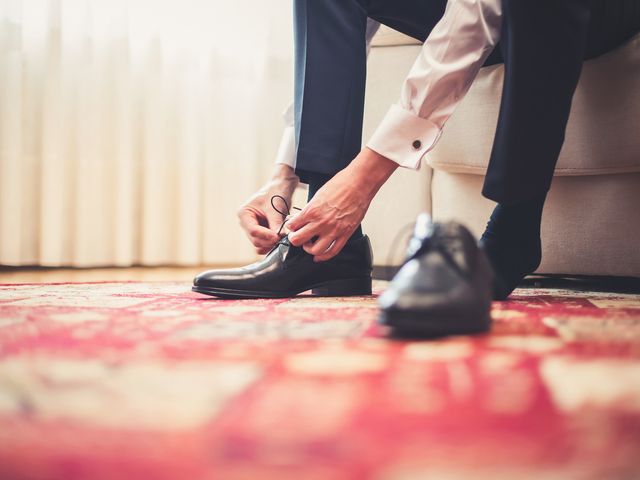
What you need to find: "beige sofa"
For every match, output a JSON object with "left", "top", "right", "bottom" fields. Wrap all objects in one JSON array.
[{"left": 363, "top": 28, "right": 640, "bottom": 277}]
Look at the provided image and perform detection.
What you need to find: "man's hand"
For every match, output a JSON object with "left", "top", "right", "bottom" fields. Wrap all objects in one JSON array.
[
  {"left": 238, "top": 164, "right": 299, "bottom": 255},
  {"left": 286, "top": 148, "right": 398, "bottom": 262}
]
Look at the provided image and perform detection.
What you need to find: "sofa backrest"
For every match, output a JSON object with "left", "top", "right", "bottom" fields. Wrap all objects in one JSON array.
[{"left": 427, "top": 33, "right": 640, "bottom": 176}]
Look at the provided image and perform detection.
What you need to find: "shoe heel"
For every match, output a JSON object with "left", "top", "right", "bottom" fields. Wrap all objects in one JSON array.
[{"left": 312, "top": 277, "right": 372, "bottom": 297}]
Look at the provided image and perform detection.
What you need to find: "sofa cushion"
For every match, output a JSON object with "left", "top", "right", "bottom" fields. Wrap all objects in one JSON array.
[{"left": 427, "top": 33, "right": 640, "bottom": 176}]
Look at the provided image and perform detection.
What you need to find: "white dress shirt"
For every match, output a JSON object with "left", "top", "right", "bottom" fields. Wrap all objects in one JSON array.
[{"left": 276, "top": 0, "right": 502, "bottom": 171}]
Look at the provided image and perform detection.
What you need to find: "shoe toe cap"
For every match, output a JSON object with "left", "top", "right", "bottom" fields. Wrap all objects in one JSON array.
[{"left": 193, "top": 269, "right": 236, "bottom": 288}]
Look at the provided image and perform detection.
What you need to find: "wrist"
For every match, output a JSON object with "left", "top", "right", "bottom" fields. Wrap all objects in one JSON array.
[
  {"left": 350, "top": 148, "right": 398, "bottom": 195},
  {"left": 272, "top": 164, "right": 299, "bottom": 182}
]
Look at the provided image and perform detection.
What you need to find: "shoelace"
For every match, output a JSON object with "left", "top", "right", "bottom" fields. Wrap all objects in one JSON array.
[{"left": 270, "top": 195, "right": 301, "bottom": 238}]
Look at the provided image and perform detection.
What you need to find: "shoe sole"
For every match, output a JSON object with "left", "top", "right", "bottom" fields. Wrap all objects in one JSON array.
[
  {"left": 192, "top": 277, "right": 372, "bottom": 299},
  {"left": 379, "top": 309, "right": 491, "bottom": 338}
]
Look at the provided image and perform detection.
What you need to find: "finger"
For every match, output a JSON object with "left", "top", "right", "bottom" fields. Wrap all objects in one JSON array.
[
  {"left": 244, "top": 224, "right": 280, "bottom": 249},
  {"left": 238, "top": 209, "right": 262, "bottom": 232},
  {"left": 278, "top": 214, "right": 296, "bottom": 235},
  {"left": 288, "top": 224, "right": 319, "bottom": 246},
  {"left": 267, "top": 214, "right": 288, "bottom": 237},
  {"left": 249, "top": 226, "right": 280, "bottom": 246},
  {"left": 239, "top": 211, "right": 280, "bottom": 246},
  {"left": 256, "top": 247, "right": 272, "bottom": 255},
  {"left": 303, "top": 235, "right": 334, "bottom": 256},
  {"left": 285, "top": 208, "right": 312, "bottom": 232},
  {"left": 314, "top": 236, "right": 349, "bottom": 262}
]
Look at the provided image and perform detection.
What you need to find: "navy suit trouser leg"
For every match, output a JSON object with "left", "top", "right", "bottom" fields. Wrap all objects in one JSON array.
[
  {"left": 292, "top": 0, "right": 447, "bottom": 184},
  {"left": 483, "top": 0, "right": 640, "bottom": 203},
  {"left": 293, "top": 0, "right": 368, "bottom": 184},
  {"left": 293, "top": 0, "right": 640, "bottom": 201}
]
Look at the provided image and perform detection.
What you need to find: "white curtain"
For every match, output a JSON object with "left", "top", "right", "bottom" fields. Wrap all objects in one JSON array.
[{"left": 0, "top": 0, "right": 294, "bottom": 266}]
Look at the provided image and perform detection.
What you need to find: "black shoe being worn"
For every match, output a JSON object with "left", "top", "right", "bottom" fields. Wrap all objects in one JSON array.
[
  {"left": 379, "top": 214, "right": 494, "bottom": 337},
  {"left": 478, "top": 197, "right": 545, "bottom": 300},
  {"left": 193, "top": 235, "right": 373, "bottom": 299}
]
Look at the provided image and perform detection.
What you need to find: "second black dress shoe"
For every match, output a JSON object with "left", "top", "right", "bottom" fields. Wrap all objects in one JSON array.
[
  {"left": 193, "top": 235, "right": 373, "bottom": 299},
  {"left": 379, "top": 214, "right": 494, "bottom": 337}
]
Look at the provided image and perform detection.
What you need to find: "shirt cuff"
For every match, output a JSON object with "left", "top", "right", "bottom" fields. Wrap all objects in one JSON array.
[
  {"left": 274, "top": 126, "right": 296, "bottom": 168},
  {"left": 366, "top": 104, "right": 442, "bottom": 170}
]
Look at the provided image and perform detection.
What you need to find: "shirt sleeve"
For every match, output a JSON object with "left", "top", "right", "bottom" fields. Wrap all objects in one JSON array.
[
  {"left": 274, "top": 104, "right": 296, "bottom": 167},
  {"left": 276, "top": 18, "right": 381, "bottom": 168},
  {"left": 367, "top": 0, "right": 502, "bottom": 170}
]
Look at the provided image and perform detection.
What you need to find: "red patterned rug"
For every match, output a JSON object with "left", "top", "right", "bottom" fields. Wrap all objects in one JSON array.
[{"left": 0, "top": 281, "right": 639, "bottom": 479}]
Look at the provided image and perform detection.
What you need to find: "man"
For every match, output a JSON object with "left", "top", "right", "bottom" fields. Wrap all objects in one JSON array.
[{"left": 194, "top": 0, "right": 640, "bottom": 335}]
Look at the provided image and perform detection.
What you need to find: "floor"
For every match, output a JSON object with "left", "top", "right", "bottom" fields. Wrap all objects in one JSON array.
[
  {"left": 0, "top": 268, "right": 639, "bottom": 479},
  {"left": 0, "top": 266, "right": 211, "bottom": 284}
]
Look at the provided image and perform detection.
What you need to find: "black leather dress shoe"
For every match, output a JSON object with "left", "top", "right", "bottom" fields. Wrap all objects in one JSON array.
[
  {"left": 193, "top": 235, "right": 373, "bottom": 299},
  {"left": 379, "top": 214, "right": 494, "bottom": 337}
]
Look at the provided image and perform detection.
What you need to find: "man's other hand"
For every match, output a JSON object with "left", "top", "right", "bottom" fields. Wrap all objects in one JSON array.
[{"left": 238, "top": 165, "right": 299, "bottom": 255}]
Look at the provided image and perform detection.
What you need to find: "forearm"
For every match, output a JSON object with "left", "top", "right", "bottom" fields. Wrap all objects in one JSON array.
[
  {"left": 345, "top": 148, "right": 398, "bottom": 199},
  {"left": 367, "top": 0, "right": 502, "bottom": 169}
]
